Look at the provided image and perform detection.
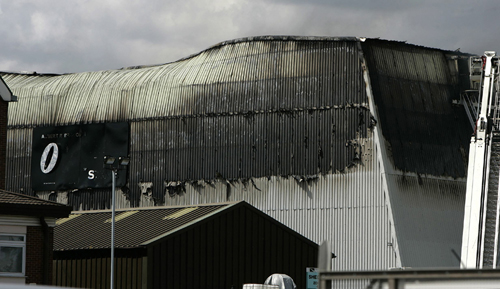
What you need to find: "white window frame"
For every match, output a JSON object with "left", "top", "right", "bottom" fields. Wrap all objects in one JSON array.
[{"left": 0, "top": 233, "right": 26, "bottom": 277}]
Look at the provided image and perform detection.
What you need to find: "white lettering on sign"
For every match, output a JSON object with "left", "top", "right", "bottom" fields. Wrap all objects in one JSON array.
[
  {"left": 88, "top": 170, "right": 95, "bottom": 180},
  {"left": 40, "top": 143, "right": 59, "bottom": 174}
]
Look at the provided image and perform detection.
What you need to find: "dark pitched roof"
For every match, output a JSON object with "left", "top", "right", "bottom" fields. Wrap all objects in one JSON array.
[
  {"left": 54, "top": 201, "right": 318, "bottom": 251},
  {"left": 54, "top": 202, "right": 232, "bottom": 250},
  {"left": 0, "top": 190, "right": 72, "bottom": 217}
]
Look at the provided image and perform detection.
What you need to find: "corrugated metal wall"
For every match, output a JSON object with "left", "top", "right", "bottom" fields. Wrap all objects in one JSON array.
[
  {"left": 53, "top": 251, "right": 145, "bottom": 289},
  {"left": 129, "top": 108, "right": 368, "bottom": 206},
  {"left": 136, "top": 132, "right": 396, "bottom": 272},
  {"left": 4, "top": 39, "right": 369, "bottom": 202},
  {"left": 360, "top": 39, "right": 469, "bottom": 269},
  {"left": 41, "top": 131, "right": 397, "bottom": 273},
  {"left": 6, "top": 128, "right": 32, "bottom": 194},
  {"left": 4, "top": 38, "right": 398, "bottom": 274},
  {"left": 385, "top": 174, "right": 466, "bottom": 267}
]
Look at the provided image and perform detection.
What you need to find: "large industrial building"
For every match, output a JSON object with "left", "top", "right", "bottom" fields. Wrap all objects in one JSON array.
[{"left": 1, "top": 36, "right": 473, "bottom": 273}]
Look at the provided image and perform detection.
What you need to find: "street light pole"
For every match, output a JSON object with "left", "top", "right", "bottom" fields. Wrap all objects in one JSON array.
[
  {"left": 104, "top": 156, "right": 129, "bottom": 289},
  {"left": 110, "top": 168, "right": 116, "bottom": 289}
]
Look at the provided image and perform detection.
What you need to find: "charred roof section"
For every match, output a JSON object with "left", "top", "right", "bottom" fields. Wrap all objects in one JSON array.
[
  {"left": 361, "top": 39, "right": 472, "bottom": 178},
  {"left": 1, "top": 39, "right": 367, "bottom": 126},
  {"left": 3, "top": 38, "right": 371, "bottom": 204},
  {"left": 1, "top": 36, "right": 475, "bottom": 207}
]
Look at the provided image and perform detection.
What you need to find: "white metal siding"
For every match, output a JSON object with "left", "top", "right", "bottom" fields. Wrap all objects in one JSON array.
[
  {"left": 35, "top": 130, "right": 397, "bottom": 271},
  {"left": 385, "top": 174, "right": 466, "bottom": 267}
]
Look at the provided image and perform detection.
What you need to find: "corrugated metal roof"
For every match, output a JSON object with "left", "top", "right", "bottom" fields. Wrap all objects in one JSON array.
[
  {"left": 54, "top": 202, "right": 231, "bottom": 250},
  {"left": 1, "top": 36, "right": 472, "bottom": 272},
  {"left": 2, "top": 38, "right": 367, "bottom": 127},
  {"left": 361, "top": 39, "right": 472, "bottom": 178},
  {"left": 4, "top": 38, "right": 371, "bottom": 201}
]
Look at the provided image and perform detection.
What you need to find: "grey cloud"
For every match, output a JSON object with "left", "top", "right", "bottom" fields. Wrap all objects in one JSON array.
[{"left": 0, "top": 0, "right": 499, "bottom": 74}]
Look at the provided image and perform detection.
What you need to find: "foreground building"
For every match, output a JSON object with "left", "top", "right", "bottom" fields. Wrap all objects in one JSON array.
[
  {"left": 0, "top": 190, "right": 71, "bottom": 285},
  {"left": 1, "top": 36, "right": 472, "bottom": 272},
  {"left": 0, "top": 75, "right": 73, "bottom": 286},
  {"left": 53, "top": 201, "right": 318, "bottom": 289}
]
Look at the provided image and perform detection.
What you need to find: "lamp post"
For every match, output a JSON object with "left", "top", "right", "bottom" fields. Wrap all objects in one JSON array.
[{"left": 103, "top": 156, "right": 130, "bottom": 289}]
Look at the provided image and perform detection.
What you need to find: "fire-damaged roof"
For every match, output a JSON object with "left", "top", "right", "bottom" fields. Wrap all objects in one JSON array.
[
  {"left": 1, "top": 36, "right": 472, "bottom": 207},
  {"left": 361, "top": 39, "right": 472, "bottom": 178},
  {"left": 0, "top": 189, "right": 72, "bottom": 217},
  {"left": 2, "top": 37, "right": 370, "bottom": 203},
  {"left": 1, "top": 36, "right": 475, "bottom": 272}
]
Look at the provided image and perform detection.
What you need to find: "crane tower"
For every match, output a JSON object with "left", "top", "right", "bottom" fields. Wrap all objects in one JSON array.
[{"left": 461, "top": 51, "right": 500, "bottom": 268}]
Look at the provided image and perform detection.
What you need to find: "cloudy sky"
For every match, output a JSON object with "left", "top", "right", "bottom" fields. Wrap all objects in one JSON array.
[{"left": 0, "top": 0, "right": 498, "bottom": 74}]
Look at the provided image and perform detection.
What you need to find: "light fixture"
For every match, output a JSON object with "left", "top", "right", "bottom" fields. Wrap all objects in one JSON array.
[
  {"left": 104, "top": 156, "right": 116, "bottom": 165},
  {"left": 118, "top": 157, "right": 130, "bottom": 166}
]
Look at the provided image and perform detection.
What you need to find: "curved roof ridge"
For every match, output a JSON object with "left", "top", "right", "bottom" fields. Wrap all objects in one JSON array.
[
  {"left": 0, "top": 36, "right": 472, "bottom": 75},
  {"left": 119, "top": 35, "right": 361, "bottom": 71}
]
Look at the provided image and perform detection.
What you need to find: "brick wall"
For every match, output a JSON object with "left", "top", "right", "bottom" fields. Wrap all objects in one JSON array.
[
  {"left": 0, "top": 100, "right": 7, "bottom": 190},
  {"left": 26, "top": 225, "right": 54, "bottom": 285}
]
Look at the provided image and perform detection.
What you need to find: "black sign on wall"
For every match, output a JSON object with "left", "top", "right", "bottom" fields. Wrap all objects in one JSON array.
[{"left": 31, "top": 122, "right": 129, "bottom": 191}]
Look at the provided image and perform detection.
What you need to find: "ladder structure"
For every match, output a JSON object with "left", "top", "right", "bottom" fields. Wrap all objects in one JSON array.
[{"left": 461, "top": 51, "right": 500, "bottom": 268}]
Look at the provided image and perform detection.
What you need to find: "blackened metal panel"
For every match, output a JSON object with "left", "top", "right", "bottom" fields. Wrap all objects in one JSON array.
[
  {"left": 361, "top": 39, "right": 472, "bottom": 178},
  {"left": 126, "top": 107, "right": 369, "bottom": 200},
  {"left": 4, "top": 40, "right": 367, "bottom": 123},
  {"left": 4, "top": 38, "right": 372, "bottom": 211}
]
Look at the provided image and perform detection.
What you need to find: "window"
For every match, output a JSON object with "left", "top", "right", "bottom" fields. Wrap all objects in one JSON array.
[{"left": 0, "top": 234, "right": 25, "bottom": 276}]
